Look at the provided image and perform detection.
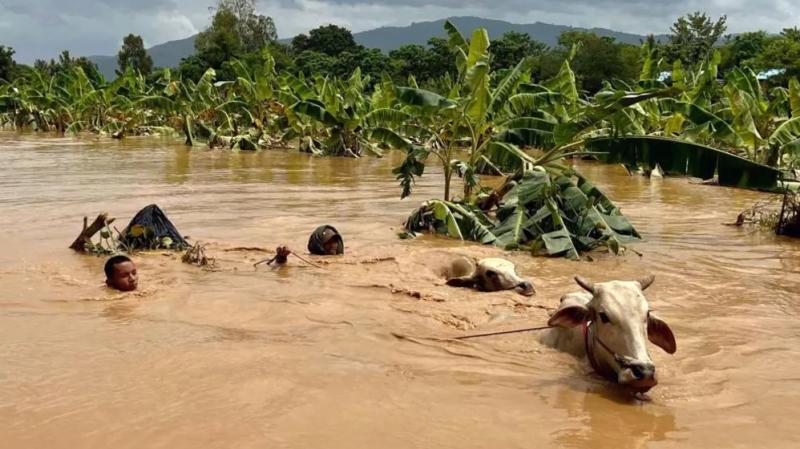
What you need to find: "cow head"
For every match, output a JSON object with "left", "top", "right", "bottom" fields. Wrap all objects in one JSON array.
[
  {"left": 446, "top": 258, "right": 535, "bottom": 296},
  {"left": 548, "top": 276, "right": 676, "bottom": 392}
]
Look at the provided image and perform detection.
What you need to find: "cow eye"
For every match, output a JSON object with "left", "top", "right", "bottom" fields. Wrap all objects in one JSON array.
[
  {"left": 485, "top": 270, "right": 497, "bottom": 278},
  {"left": 598, "top": 312, "right": 611, "bottom": 324}
]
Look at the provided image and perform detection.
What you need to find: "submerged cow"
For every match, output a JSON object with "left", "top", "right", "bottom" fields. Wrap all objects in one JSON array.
[
  {"left": 445, "top": 257, "right": 536, "bottom": 296},
  {"left": 541, "top": 275, "right": 676, "bottom": 392}
]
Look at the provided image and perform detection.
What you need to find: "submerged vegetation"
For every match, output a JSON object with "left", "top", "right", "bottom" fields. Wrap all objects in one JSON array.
[{"left": 2, "top": 4, "right": 800, "bottom": 257}]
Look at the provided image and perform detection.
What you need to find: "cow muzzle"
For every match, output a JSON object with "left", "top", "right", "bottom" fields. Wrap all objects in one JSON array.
[
  {"left": 514, "top": 281, "right": 536, "bottom": 296},
  {"left": 616, "top": 358, "right": 657, "bottom": 392}
]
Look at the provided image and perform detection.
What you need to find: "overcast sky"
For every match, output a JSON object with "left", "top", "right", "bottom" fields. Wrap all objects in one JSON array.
[{"left": 2, "top": 0, "right": 798, "bottom": 63}]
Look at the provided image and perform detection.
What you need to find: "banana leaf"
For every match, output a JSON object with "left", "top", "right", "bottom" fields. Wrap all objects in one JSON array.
[
  {"left": 405, "top": 200, "right": 496, "bottom": 244},
  {"left": 587, "top": 136, "right": 782, "bottom": 190},
  {"left": 393, "top": 144, "right": 430, "bottom": 198},
  {"left": 404, "top": 168, "right": 639, "bottom": 259},
  {"left": 789, "top": 78, "right": 800, "bottom": 118},
  {"left": 395, "top": 87, "right": 456, "bottom": 109},
  {"left": 475, "top": 141, "right": 535, "bottom": 174},
  {"left": 494, "top": 205, "right": 529, "bottom": 249},
  {"left": 490, "top": 57, "right": 533, "bottom": 115},
  {"left": 769, "top": 117, "right": 800, "bottom": 157},
  {"left": 291, "top": 101, "right": 340, "bottom": 126}
]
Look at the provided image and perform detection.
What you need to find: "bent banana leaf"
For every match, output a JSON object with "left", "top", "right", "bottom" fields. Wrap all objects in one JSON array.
[
  {"left": 587, "top": 136, "right": 782, "bottom": 190},
  {"left": 405, "top": 200, "right": 496, "bottom": 244}
]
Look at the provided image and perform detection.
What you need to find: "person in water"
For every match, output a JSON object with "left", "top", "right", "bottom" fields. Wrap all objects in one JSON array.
[
  {"left": 307, "top": 225, "right": 344, "bottom": 256},
  {"left": 105, "top": 255, "right": 138, "bottom": 292},
  {"left": 256, "top": 226, "right": 343, "bottom": 268}
]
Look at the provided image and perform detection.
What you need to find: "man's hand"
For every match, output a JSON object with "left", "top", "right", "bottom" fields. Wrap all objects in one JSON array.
[{"left": 274, "top": 245, "right": 292, "bottom": 264}]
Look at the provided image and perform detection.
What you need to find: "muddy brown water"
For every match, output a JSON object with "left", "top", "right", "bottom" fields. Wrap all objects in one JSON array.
[{"left": 1, "top": 132, "right": 799, "bottom": 449}]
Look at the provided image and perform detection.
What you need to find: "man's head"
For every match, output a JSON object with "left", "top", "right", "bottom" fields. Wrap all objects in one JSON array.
[
  {"left": 308, "top": 225, "right": 344, "bottom": 256},
  {"left": 104, "top": 255, "right": 138, "bottom": 292}
]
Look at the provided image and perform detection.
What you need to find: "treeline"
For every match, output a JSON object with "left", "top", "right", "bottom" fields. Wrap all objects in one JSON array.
[{"left": 1, "top": 1, "right": 799, "bottom": 94}]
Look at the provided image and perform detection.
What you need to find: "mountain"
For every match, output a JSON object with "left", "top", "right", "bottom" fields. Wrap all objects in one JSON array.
[
  {"left": 88, "top": 16, "right": 665, "bottom": 79},
  {"left": 352, "top": 16, "right": 666, "bottom": 51}
]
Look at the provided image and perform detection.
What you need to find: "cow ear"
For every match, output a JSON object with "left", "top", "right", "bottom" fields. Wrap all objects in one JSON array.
[
  {"left": 648, "top": 314, "right": 677, "bottom": 354},
  {"left": 446, "top": 276, "right": 476, "bottom": 289},
  {"left": 548, "top": 303, "right": 591, "bottom": 328}
]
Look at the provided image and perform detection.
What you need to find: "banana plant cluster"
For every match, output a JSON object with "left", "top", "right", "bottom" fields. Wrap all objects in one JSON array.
[{"left": 405, "top": 167, "right": 640, "bottom": 260}]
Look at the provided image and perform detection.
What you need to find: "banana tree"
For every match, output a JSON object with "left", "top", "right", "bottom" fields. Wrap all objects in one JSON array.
[
  {"left": 396, "top": 23, "right": 670, "bottom": 258},
  {"left": 288, "top": 68, "right": 391, "bottom": 157},
  {"left": 391, "top": 22, "right": 542, "bottom": 201}
]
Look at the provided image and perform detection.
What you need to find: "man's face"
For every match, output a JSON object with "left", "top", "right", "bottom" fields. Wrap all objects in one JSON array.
[
  {"left": 109, "top": 261, "right": 138, "bottom": 292},
  {"left": 323, "top": 239, "right": 339, "bottom": 255}
]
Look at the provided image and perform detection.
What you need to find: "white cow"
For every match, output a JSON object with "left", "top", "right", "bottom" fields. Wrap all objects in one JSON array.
[
  {"left": 541, "top": 275, "right": 676, "bottom": 392},
  {"left": 446, "top": 257, "right": 536, "bottom": 296}
]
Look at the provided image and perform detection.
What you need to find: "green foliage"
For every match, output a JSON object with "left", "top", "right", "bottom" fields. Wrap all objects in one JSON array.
[
  {"left": 719, "top": 31, "right": 769, "bottom": 72},
  {"left": 34, "top": 50, "right": 102, "bottom": 86},
  {"left": 183, "top": 1, "right": 277, "bottom": 81},
  {"left": 491, "top": 31, "right": 547, "bottom": 72},
  {"left": 0, "top": 45, "right": 16, "bottom": 82},
  {"left": 333, "top": 48, "right": 390, "bottom": 83},
  {"left": 118, "top": 34, "right": 154, "bottom": 76},
  {"left": 294, "top": 51, "right": 336, "bottom": 77},
  {"left": 750, "top": 28, "right": 800, "bottom": 82},
  {"left": 525, "top": 30, "right": 643, "bottom": 94},
  {"left": 213, "top": 0, "right": 277, "bottom": 52},
  {"left": 405, "top": 169, "right": 641, "bottom": 259},
  {"left": 292, "top": 25, "right": 358, "bottom": 57},
  {"left": 664, "top": 12, "right": 727, "bottom": 67},
  {"left": 193, "top": 8, "right": 244, "bottom": 70}
]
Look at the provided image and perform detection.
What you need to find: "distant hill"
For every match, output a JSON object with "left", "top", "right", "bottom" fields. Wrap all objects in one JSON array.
[
  {"left": 352, "top": 16, "right": 666, "bottom": 51},
  {"left": 89, "top": 16, "right": 666, "bottom": 79}
]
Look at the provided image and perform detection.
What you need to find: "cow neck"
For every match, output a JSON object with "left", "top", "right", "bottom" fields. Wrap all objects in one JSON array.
[{"left": 583, "top": 321, "right": 617, "bottom": 381}]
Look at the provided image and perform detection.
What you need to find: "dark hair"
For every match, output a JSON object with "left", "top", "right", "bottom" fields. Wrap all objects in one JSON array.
[{"left": 104, "top": 255, "right": 132, "bottom": 279}]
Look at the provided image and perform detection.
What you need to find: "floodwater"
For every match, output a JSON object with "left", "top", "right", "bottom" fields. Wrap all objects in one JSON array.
[{"left": 1, "top": 132, "right": 799, "bottom": 449}]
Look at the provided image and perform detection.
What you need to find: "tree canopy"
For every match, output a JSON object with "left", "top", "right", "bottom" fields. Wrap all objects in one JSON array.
[
  {"left": 751, "top": 28, "right": 800, "bottom": 82},
  {"left": 117, "top": 34, "right": 153, "bottom": 75},
  {"left": 291, "top": 25, "right": 358, "bottom": 57},
  {"left": 182, "top": 0, "right": 278, "bottom": 80},
  {"left": 0, "top": 45, "right": 16, "bottom": 82},
  {"left": 491, "top": 31, "right": 547, "bottom": 71},
  {"left": 34, "top": 50, "right": 102, "bottom": 84},
  {"left": 665, "top": 12, "right": 727, "bottom": 67}
]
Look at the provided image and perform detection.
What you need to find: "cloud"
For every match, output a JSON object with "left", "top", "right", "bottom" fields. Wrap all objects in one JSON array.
[
  {"left": 0, "top": 0, "right": 205, "bottom": 63},
  {"left": 1, "top": 0, "right": 798, "bottom": 63}
]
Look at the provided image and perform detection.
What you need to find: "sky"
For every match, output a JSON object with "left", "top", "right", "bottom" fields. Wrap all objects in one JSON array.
[{"left": 1, "top": 0, "right": 799, "bottom": 64}]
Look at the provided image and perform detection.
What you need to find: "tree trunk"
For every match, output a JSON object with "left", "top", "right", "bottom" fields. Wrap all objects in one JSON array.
[
  {"left": 444, "top": 169, "right": 452, "bottom": 202},
  {"left": 69, "top": 213, "right": 116, "bottom": 252}
]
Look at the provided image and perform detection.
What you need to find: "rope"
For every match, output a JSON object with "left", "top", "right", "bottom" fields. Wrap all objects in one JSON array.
[
  {"left": 455, "top": 325, "right": 553, "bottom": 340},
  {"left": 253, "top": 252, "right": 325, "bottom": 270},
  {"left": 291, "top": 253, "right": 325, "bottom": 269}
]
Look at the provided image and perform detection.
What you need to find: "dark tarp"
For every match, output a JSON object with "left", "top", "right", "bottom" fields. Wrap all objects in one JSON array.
[
  {"left": 119, "top": 204, "right": 189, "bottom": 250},
  {"left": 307, "top": 225, "right": 344, "bottom": 255}
]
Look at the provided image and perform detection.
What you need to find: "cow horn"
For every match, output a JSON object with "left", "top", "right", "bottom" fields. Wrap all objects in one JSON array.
[
  {"left": 638, "top": 275, "right": 655, "bottom": 291},
  {"left": 574, "top": 276, "right": 595, "bottom": 294}
]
